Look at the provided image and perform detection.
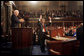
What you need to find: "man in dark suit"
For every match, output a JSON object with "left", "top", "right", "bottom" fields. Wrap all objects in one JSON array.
[
  {"left": 76, "top": 23, "right": 83, "bottom": 55},
  {"left": 37, "top": 15, "right": 52, "bottom": 53},
  {"left": 11, "top": 10, "right": 25, "bottom": 28},
  {"left": 38, "top": 18, "right": 47, "bottom": 53}
]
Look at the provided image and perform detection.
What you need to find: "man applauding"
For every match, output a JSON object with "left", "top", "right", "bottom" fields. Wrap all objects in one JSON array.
[{"left": 11, "top": 10, "right": 25, "bottom": 28}]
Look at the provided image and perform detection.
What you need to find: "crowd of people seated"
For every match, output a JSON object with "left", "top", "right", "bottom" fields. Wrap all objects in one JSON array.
[
  {"left": 64, "top": 26, "right": 77, "bottom": 37},
  {"left": 47, "top": 25, "right": 77, "bottom": 37},
  {"left": 18, "top": 9, "right": 83, "bottom": 18}
]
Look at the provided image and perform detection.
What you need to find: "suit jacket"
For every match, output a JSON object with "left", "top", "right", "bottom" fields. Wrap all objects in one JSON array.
[
  {"left": 76, "top": 26, "right": 83, "bottom": 40},
  {"left": 76, "top": 25, "right": 83, "bottom": 55},
  {"left": 37, "top": 21, "right": 47, "bottom": 33},
  {"left": 69, "top": 30, "right": 73, "bottom": 36},
  {"left": 11, "top": 14, "right": 20, "bottom": 28}
]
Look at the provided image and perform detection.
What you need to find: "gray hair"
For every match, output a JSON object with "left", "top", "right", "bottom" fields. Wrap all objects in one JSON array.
[
  {"left": 80, "top": 23, "right": 83, "bottom": 26},
  {"left": 14, "top": 10, "right": 19, "bottom": 15}
]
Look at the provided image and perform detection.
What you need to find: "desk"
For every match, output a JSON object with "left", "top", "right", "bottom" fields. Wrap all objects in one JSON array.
[
  {"left": 46, "top": 35, "right": 80, "bottom": 55},
  {"left": 46, "top": 35, "right": 76, "bottom": 41}
]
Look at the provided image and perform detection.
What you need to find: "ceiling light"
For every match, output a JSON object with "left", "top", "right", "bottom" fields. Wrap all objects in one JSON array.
[{"left": 30, "top": 1, "right": 38, "bottom": 4}]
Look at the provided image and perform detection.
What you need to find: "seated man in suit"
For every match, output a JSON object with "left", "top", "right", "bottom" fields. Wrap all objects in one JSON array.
[
  {"left": 73, "top": 28, "right": 76, "bottom": 37},
  {"left": 68, "top": 27, "right": 73, "bottom": 36},
  {"left": 11, "top": 10, "right": 25, "bottom": 28}
]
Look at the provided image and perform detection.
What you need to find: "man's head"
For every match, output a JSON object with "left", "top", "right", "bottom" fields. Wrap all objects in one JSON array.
[
  {"left": 80, "top": 23, "right": 83, "bottom": 26},
  {"left": 14, "top": 10, "right": 19, "bottom": 16},
  {"left": 41, "top": 18, "right": 45, "bottom": 24},
  {"left": 78, "top": 23, "right": 83, "bottom": 28}
]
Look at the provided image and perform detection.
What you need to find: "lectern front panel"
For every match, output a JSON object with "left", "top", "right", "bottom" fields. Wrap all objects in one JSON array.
[{"left": 12, "top": 28, "right": 33, "bottom": 49}]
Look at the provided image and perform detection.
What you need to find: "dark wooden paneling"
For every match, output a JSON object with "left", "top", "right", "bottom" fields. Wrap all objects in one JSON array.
[{"left": 12, "top": 28, "right": 33, "bottom": 49}]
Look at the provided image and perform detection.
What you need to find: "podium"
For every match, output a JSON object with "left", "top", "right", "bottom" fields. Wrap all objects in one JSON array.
[{"left": 11, "top": 28, "right": 33, "bottom": 55}]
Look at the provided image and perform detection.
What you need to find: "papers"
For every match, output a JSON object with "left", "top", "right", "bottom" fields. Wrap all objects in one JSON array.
[
  {"left": 46, "top": 35, "right": 77, "bottom": 42},
  {"left": 46, "top": 35, "right": 50, "bottom": 37},
  {"left": 52, "top": 36, "right": 77, "bottom": 41}
]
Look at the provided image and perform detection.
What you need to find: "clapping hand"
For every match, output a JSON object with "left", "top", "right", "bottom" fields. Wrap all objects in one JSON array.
[{"left": 19, "top": 19, "right": 25, "bottom": 23}]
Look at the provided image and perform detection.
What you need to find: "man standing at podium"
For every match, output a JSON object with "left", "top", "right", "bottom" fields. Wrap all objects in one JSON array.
[{"left": 11, "top": 10, "right": 25, "bottom": 28}]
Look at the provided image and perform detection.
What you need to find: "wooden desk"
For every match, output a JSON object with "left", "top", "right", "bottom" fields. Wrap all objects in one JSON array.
[
  {"left": 46, "top": 36, "right": 80, "bottom": 55},
  {"left": 46, "top": 34, "right": 76, "bottom": 40}
]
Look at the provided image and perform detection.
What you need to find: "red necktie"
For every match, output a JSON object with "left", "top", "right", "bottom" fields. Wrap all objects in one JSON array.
[{"left": 43, "top": 25, "right": 46, "bottom": 32}]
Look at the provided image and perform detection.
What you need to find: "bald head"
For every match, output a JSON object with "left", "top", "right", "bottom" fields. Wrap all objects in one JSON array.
[
  {"left": 14, "top": 10, "right": 19, "bottom": 16},
  {"left": 81, "top": 23, "right": 83, "bottom": 26},
  {"left": 78, "top": 23, "right": 83, "bottom": 28}
]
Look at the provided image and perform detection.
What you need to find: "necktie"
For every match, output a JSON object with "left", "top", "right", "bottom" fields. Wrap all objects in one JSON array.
[{"left": 43, "top": 25, "right": 46, "bottom": 32}]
